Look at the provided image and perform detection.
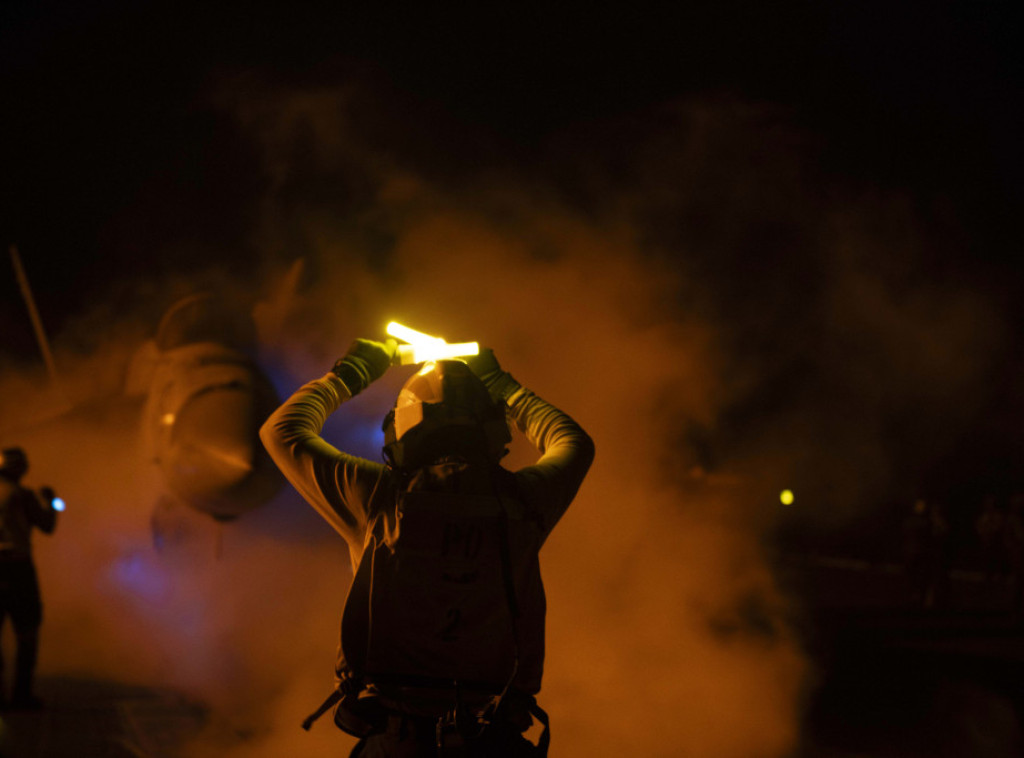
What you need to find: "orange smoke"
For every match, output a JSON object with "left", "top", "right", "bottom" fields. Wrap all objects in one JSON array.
[{"left": 4, "top": 68, "right": 1007, "bottom": 758}]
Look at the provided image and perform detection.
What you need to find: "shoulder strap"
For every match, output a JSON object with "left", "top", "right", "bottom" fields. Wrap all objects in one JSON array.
[
  {"left": 529, "top": 699, "right": 551, "bottom": 756},
  {"left": 301, "top": 688, "right": 343, "bottom": 731}
]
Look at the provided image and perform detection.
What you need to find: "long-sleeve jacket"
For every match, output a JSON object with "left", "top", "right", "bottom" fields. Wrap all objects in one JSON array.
[
  {"left": 0, "top": 476, "right": 57, "bottom": 560},
  {"left": 260, "top": 371, "right": 595, "bottom": 572},
  {"left": 261, "top": 368, "right": 593, "bottom": 697}
]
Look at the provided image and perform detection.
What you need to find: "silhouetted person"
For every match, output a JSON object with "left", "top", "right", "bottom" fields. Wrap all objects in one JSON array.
[
  {"left": 902, "top": 498, "right": 950, "bottom": 608},
  {"left": 0, "top": 447, "right": 58, "bottom": 710},
  {"left": 902, "top": 499, "right": 932, "bottom": 606},
  {"left": 924, "top": 501, "right": 952, "bottom": 609},
  {"left": 1003, "top": 494, "right": 1024, "bottom": 614},
  {"left": 261, "top": 340, "right": 594, "bottom": 757},
  {"left": 974, "top": 494, "right": 1006, "bottom": 582}
]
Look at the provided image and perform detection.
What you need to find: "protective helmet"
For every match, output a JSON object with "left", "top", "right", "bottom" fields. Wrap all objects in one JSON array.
[
  {"left": 382, "top": 360, "right": 511, "bottom": 469},
  {"left": 0, "top": 447, "right": 28, "bottom": 480}
]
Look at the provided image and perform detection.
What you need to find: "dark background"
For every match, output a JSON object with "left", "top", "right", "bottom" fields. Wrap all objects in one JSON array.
[
  {"left": 3, "top": 3, "right": 1021, "bottom": 302},
  {"left": 2, "top": 1, "right": 1023, "bottom": 540},
  {"left": 3, "top": 5, "right": 1024, "bottom": 755}
]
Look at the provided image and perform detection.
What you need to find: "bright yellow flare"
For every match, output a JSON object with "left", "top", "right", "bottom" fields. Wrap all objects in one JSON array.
[
  {"left": 387, "top": 322, "right": 480, "bottom": 365},
  {"left": 780, "top": 489, "right": 795, "bottom": 506},
  {"left": 386, "top": 322, "right": 443, "bottom": 347},
  {"left": 411, "top": 341, "right": 479, "bottom": 363}
]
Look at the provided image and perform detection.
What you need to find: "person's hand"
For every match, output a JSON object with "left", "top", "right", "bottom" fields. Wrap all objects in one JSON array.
[
  {"left": 464, "top": 347, "right": 502, "bottom": 379},
  {"left": 464, "top": 347, "right": 520, "bottom": 402},
  {"left": 331, "top": 338, "right": 398, "bottom": 396}
]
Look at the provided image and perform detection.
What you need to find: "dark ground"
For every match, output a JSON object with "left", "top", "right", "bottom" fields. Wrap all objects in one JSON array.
[
  {"left": 4, "top": 565, "right": 1024, "bottom": 757},
  {"left": 789, "top": 557, "right": 1024, "bottom": 757},
  {"left": 0, "top": 676, "right": 204, "bottom": 758}
]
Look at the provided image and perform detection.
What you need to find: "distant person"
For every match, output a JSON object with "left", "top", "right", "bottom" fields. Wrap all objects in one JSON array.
[
  {"left": 902, "top": 498, "right": 950, "bottom": 608},
  {"left": 924, "top": 501, "right": 952, "bottom": 609},
  {"left": 974, "top": 495, "right": 1006, "bottom": 582},
  {"left": 261, "top": 339, "right": 594, "bottom": 756},
  {"left": 0, "top": 447, "right": 59, "bottom": 710},
  {"left": 1003, "top": 494, "right": 1024, "bottom": 614},
  {"left": 902, "top": 498, "right": 932, "bottom": 606}
]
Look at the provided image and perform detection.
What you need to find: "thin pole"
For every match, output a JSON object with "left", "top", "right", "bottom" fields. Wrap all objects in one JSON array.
[{"left": 9, "top": 244, "right": 66, "bottom": 400}]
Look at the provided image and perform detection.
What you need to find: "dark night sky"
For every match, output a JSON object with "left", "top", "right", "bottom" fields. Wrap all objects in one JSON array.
[
  {"left": 3, "top": 8, "right": 1024, "bottom": 753},
  {"left": 2, "top": 1, "right": 1023, "bottom": 506},
  {"left": 3, "top": 3, "right": 1020, "bottom": 278}
]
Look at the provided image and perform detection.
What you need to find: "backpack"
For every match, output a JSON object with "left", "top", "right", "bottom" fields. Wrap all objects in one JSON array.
[
  {"left": 305, "top": 462, "right": 550, "bottom": 754},
  {"left": 344, "top": 463, "right": 540, "bottom": 694}
]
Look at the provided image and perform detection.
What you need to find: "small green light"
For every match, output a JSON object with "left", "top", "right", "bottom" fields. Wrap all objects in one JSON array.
[{"left": 780, "top": 489, "right": 794, "bottom": 506}]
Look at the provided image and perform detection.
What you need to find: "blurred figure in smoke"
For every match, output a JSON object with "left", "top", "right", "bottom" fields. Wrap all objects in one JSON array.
[
  {"left": 261, "top": 339, "right": 594, "bottom": 757},
  {"left": 1002, "top": 494, "right": 1024, "bottom": 614},
  {"left": 902, "top": 498, "right": 951, "bottom": 609},
  {"left": 902, "top": 498, "right": 932, "bottom": 605},
  {"left": 974, "top": 494, "right": 1006, "bottom": 583},
  {"left": 0, "top": 447, "right": 58, "bottom": 710},
  {"left": 924, "top": 500, "right": 952, "bottom": 609}
]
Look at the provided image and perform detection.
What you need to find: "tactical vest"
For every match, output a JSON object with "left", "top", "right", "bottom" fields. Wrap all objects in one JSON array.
[{"left": 339, "top": 469, "right": 546, "bottom": 699}]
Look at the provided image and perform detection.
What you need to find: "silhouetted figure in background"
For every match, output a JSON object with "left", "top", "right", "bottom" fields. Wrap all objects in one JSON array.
[
  {"left": 974, "top": 494, "right": 1006, "bottom": 583},
  {"left": 1003, "top": 494, "right": 1024, "bottom": 614},
  {"left": 903, "top": 499, "right": 931, "bottom": 606},
  {"left": 261, "top": 340, "right": 594, "bottom": 757},
  {"left": 925, "top": 501, "right": 952, "bottom": 609},
  {"left": 0, "top": 447, "right": 58, "bottom": 710},
  {"left": 902, "top": 498, "right": 951, "bottom": 609}
]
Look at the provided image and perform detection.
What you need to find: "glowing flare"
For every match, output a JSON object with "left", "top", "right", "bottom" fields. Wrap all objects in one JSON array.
[
  {"left": 780, "top": 489, "right": 794, "bottom": 506},
  {"left": 397, "top": 341, "right": 480, "bottom": 364},
  {"left": 52, "top": 496, "right": 66, "bottom": 512},
  {"left": 386, "top": 322, "right": 443, "bottom": 347},
  {"left": 387, "top": 321, "right": 479, "bottom": 365}
]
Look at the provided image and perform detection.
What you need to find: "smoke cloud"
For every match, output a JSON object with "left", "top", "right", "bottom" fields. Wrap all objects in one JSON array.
[{"left": 0, "top": 68, "right": 1013, "bottom": 756}]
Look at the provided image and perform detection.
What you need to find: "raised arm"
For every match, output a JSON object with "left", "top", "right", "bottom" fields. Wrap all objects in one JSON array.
[
  {"left": 466, "top": 349, "right": 595, "bottom": 541},
  {"left": 30, "top": 487, "right": 58, "bottom": 534},
  {"left": 259, "top": 339, "right": 397, "bottom": 555}
]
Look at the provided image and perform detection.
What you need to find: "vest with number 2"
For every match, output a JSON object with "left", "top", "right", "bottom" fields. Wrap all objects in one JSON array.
[{"left": 339, "top": 467, "right": 547, "bottom": 695}]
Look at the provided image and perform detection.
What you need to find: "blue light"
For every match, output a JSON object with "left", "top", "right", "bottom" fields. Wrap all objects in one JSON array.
[
  {"left": 52, "top": 497, "right": 66, "bottom": 512},
  {"left": 322, "top": 411, "right": 388, "bottom": 459},
  {"left": 111, "top": 550, "right": 171, "bottom": 602}
]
